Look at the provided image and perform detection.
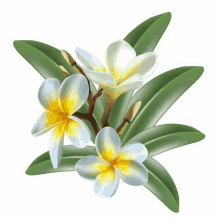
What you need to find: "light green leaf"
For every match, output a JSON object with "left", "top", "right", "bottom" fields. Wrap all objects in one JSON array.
[
  {"left": 109, "top": 12, "right": 171, "bottom": 130},
  {"left": 26, "top": 145, "right": 97, "bottom": 175},
  {"left": 124, "top": 124, "right": 205, "bottom": 156},
  {"left": 109, "top": 91, "right": 133, "bottom": 129},
  {"left": 121, "top": 66, "right": 204, "bottom": 144},
  {"left": 144, "top": 156, "right": 179, "bottom": 213},
  {"left": 124, "top": 12, "right": 171, "bottom": 55}
]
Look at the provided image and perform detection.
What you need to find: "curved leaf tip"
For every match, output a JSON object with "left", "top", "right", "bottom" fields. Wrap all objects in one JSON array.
[{"left": 164, "top": 12, "right": 172, "bottom": 17}]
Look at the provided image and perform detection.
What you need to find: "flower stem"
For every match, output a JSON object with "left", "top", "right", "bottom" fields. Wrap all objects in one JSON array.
[
  {"left": 60, "top": 50, "right": 104, "bottom": 135},
  {"left": 73, "top": 112, "right": 100, "bottom": 135},
  {"left": 101, "top": 93, "right": 117, "bottom": 127},
  {"left": 88, "top": 88, "right": 103, "bottom": 114}
]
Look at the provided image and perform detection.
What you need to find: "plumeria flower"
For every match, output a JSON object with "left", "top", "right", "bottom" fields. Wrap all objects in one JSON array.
[
  {"left": 31, "top": 74, "right": 91, "bottom": 169},
  {"left": 75, "top": 40, "right": 157, "bottom": 101},
  {"left": 75, "top": 127, "right": 148, "bottom": 198}
]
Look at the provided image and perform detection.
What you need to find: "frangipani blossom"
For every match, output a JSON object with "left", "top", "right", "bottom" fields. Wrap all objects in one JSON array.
[
  {"left": 31, "top": 74, "right": 91, "bottom": 169},
  {"left": 76, "top": 40, "right": 157, "bottom": 101},
  {"left": 75, "top": 127, "right": 148, "bottom": 198}
]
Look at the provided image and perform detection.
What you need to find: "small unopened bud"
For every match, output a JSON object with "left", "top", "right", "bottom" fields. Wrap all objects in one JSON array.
[
  {"left": 61, "top": 50, "right": 76, "bottom": 66},
  {"left": 59, "top": 65, "right": 70, "bottom": 77},
  {"left": 117, "top": 100, "right": 141, "bottom": 136},
  {"left": 124, "top": 101, "right": 141, "bottom": 122}
]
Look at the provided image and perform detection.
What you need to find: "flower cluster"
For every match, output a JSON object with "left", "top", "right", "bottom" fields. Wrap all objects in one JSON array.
[{"left": 32, "top": 40, "right": 157, "bottom": 197}]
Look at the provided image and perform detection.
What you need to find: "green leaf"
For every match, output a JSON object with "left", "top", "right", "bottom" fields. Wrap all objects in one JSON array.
[
  {"left": 26, "top": 145, "right": 97, "bottom": 175},
  {"left": 121, "top": 66, "right": 204, "bottom": 144},
  {"left": 109, "top": 91, "right": 133, "bottom": 129},
  {"left": 14, "top": 40, "right": 104, "bottom": 134},
  {"left": 109, "top": 12, "right": 171, "bottom": 130},
  {"left": 144, "top": 156, "right": 179, "bottom": 213},
  {"left": 124, "top": 12, "right": 171, "bottom": 55},
  {"left": 124, "top": 124, "right": 205, "bottom": 156},
  {"left": 13, "top": 40, "right": 76, "bottom": 82},
  {"left": 26, "top": 146, "right": 178, "bottom": 212}
]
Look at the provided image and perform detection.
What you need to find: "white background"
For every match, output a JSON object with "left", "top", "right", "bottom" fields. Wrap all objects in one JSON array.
[{"left": 1, "top": 0, "right": 220, "bottom": 219}]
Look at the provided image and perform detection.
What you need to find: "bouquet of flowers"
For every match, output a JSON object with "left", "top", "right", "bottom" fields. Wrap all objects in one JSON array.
[{"left": 14, "top": 12, "right": 204, "bottom": 212}]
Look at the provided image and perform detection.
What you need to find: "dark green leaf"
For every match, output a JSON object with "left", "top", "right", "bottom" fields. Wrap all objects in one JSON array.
[
  {"left": 124, "top": 124, "right": 205, "bottom": 156},
  {"left": 144, "top": 156, "right": 179, "bottom": 213},
  {"left": 124, "top": 12, "right": 171, "bottom": 55},
  {"left": 121, "top": 66, "right": 204, "bottom": 144},
  {"left": 110, "top": 13, "right": 171, "bottom": 130},
  {"left": 26, "top": 145, "right": 97, "bottom": 175}
]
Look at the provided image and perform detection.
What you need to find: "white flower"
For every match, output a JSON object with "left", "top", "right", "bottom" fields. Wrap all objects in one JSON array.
[
  {"left": 76, "top": 40, "right": 157, "bottom": 100},
  {"left": 75, "top": 127, "right": 148, "bottom": 198},
  {"left": 31, "top": 75, "right": 91, "bottom": 169}
]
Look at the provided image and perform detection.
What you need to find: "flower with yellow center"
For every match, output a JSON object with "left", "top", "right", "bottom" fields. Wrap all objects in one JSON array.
[
  {"left": 31, "top": 74, "right": 91, "bottom": 169},
  {"left": 75, "top": 40, "right": 157, "bottom": 102},
  {"left": 75, "top": 127, "right": 148, "bottom": 198}
]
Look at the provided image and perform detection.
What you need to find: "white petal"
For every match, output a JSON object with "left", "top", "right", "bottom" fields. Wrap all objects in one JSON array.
[
  {"left": 115, "top": 160, "right": 148, "bottom": 186},
  {"left": 82, "top": 67, "right": 115, "bottom": 87},
  {"left": 49, "top": 121, "right": 67, "bottom": 169},
  {"left": 75, "top": 155, "right": 110, "bottom": 180},
  {"left": 58, "top": 74, "right": 89, "bottom": 115},
  {"left": 31, "top": 111, "right": 64, "bottom": 137},
  {"left": 122, "top": 52, "right": 157, "bottom": 80},
  {"left": 94, "top": 167, "right": 120, "bottom": 198},
  {"left": 66, "top": 116, "right": 91, "bottom": 148},
  {"left": 114, "top": 74, "right": 144, "bottom": 93},
  {"left": 38, "top": 78, "right": 62, "bottom": 114},
  {"left": 116, "top": 142, "right": 148, "bottom": 163},
  {"left": 106, "top": 40, "right": 136, "bottom": 82},
  {"left": 95, "top": 127, "right": 121, "bottom": 162},
  {"left": 76, "top": 47, "right": 107, "bottom": 72}
]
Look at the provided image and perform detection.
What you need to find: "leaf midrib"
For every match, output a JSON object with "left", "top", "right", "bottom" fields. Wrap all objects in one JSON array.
[
  {"left": 144, "top": 170, "right": 179, "bottom": 211},
  {"left": 134, "top": 13, "right": 169, "bottom": 50},
  {"left": 16, "top": 41, "right": 60, "bottom": 68},
  {"left": 142, "top": 131, "right": 200, "bottom": 146},
  {"left": 23, "top": 41, "right": 62, "bottom": 65}
]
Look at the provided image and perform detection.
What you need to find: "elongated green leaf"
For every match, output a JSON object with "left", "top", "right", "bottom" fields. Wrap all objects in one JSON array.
[
  {"left": 109, "top": 91, "right": 133, "bottom": 129},
  {"left": 109, "top": 13, "right": 171, "bottom": 130},
  {"left": 144, "top": 156, "right": 179, "bottom": 213},
  {"left": 14, "top": 40, "right": 76, "bottom": 82},
  {"left": 26, "top": 145, "right": 178, "bottom": 212},
  {"left": 14, "top": 40, "right": 104, "bottom": 134},
  {"left": 124, "top": 124, "right": 205, "bottom": 156},
  {"left": 26, "top": 145, "right": 97, "bottom": 175},
  {"left": 124, "top": 12, "right": 171, "bottom": 55},
  {"left": 121, "top": 66, "right": 204, "bottom": 144}
]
